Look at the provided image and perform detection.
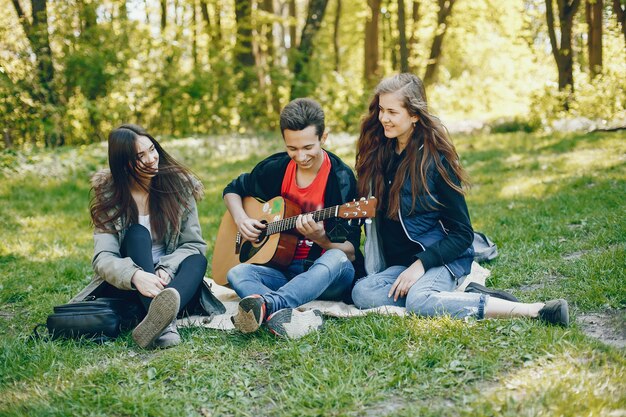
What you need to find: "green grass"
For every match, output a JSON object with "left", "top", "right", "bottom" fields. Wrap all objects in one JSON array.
[{"left": 0, "top": 131, "right": 624, "bottom": 416}]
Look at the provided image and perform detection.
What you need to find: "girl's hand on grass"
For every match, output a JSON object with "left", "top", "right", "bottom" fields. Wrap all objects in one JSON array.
[
  {"left": 389, "top": 260, "right": 425, "bottom": 301},
  {"left": 131, "top": 270, "right": 168, "bottom": 298}
]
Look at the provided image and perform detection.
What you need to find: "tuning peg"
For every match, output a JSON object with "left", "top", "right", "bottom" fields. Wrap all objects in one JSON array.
[
  {"left": 360, "top": 197, "right": 366, "bottom": 201},
  {"left": 365, "top": 219, "right": 372, "bottom": 224}
]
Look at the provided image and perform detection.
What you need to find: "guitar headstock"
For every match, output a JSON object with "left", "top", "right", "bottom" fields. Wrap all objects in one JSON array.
[{"left": 337, "top": 197, "right": 377, "bottom": 219}]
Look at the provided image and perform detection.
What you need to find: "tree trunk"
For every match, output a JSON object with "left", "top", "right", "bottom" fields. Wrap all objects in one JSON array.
[
  {"left": 259, "top": 0, "right": 277, "bottom": 114},
  {"left": 423, "top": 0, "right": 456, "bottom": 86},
  {"left": 119, "top": 0, "right": 128, "bottom": 19},
  {"left": 235, "top": 0, "right": 255, "bottom": 67},
  {"left": 215, "top": 0, "right": 222, "bottom": 42},
  {"left": 3, "top": 129, "right": 12, "bottom": 149},
  {"left": 333, "top": 0, "right": 342, "bottom": 72},
  {"left": 192, "top": 0, "right": 198, "bottom": 68},
  {"left": 586, "top": 0, "right": 603, "bottom": 77},
  {"left": 289, "top": 0, "right": 297, "bottom": 48},
  {"left": 199, "top": 0, "right": 213, "bottom": 59},
  {"left": 161, "top": 0, "right": 167, "bottom": 31},
  {"left": 383, "top": 1, "right": 397, "bottom": 70},
  {"left": 234, "top": 0, "right": 256, "bottom": 92},
  {"left": 545, "top": 0, "right": 581, "bottom": 95},
  {"left": 262, "top": 0, "right": 275, "bottom": 60},
  {"left": 11, "top": 0, "right": 60, "bottom": 146},
  {"left": 144, "top": 0, "right": 151, "bottom": 24},
  {"left": 398, "top": 0, "right": 409, "bottom": 72},
  {"left": 408, "top": 0, "right": 420, "bottom": 73},
  {"left": 290, "top": 0, "right": 330, "bottom": 99},
  {"left": 364, "top": 0, "right": 382, "bottom": 88},
  {"left": 612, "top": 0, "right": 626, "bottom": 44}
]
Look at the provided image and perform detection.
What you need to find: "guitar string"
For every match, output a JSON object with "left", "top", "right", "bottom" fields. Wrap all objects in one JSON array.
[
  {"left": 266, "top": 206, "right": 336, "bottom": 236},
  {"left": 263, "top": 198, "right": 374, "bottom": 236}
]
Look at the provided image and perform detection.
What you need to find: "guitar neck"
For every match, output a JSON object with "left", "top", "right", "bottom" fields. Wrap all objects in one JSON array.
[{"left": 266, "top": 206, "right": 340, "bottom": 236}]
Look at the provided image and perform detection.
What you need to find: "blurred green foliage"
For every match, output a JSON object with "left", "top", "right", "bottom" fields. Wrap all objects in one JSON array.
[{"left": 0, "top": 0, "right": 624, "bottom": 148}]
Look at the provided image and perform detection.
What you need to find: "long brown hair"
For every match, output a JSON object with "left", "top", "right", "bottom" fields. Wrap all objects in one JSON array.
[
  {"left": 355, "top": 73, "right": 469, "bottom": 219},
  {"left": 90, "top": 124, "right": 202, "bottom": 239}
]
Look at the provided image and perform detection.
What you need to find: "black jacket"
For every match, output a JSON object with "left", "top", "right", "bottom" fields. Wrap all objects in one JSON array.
[{"left": 223, "top": 150, "right": 364, "bottom": 280}]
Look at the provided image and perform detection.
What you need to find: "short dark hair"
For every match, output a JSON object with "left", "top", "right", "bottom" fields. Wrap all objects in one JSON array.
[{"left": 279, "top": 98, "right": 325, "bottom": 138}]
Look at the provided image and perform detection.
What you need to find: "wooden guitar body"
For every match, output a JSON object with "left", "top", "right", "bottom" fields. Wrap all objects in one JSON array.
[
  {"left": 212, "top": 196, "right": 300, "bottom": 285},
  {"left": 212, "top": 195, "right": 377, "bottom": 286}
]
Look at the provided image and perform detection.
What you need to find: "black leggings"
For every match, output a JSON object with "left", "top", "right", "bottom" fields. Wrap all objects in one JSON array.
[{"left": 101, "top": 224, "right": 207, "bottom": 316}]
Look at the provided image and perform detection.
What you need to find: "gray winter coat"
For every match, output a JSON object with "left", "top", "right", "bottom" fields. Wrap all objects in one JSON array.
[{"left": 71, "top": 169, "right": 206, "bottom": 302}]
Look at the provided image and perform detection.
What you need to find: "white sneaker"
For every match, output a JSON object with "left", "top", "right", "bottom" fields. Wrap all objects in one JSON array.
[{"left": 266, "top": 308, "right": 323, "bottom": 339}]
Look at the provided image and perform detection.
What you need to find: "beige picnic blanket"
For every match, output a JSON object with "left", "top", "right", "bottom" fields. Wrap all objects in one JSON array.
[{"left": 179, "top": 262, "right": 490, "bottom": 330}]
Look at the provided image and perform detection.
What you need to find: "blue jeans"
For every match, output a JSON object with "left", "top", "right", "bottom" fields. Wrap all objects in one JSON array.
[
  {"left": 351, "top": 265, "right": 488, "bottom": 319},
  {"left": 227, "top": 249, "right": 354, "bottom": 315}
]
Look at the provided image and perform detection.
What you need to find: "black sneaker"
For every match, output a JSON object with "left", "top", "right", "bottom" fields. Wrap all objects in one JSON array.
[
  {"left": 538, "top": 299, "right": 570, "bottom": 327},
  {"left": 266, "top": 308, "right": 324, "bottom": 339},
  {"left": 231, "top": 295, "right": 266, "bottom": 334},
  {"left": 464, "top": 282, "right": 520, "bottom": 302}
]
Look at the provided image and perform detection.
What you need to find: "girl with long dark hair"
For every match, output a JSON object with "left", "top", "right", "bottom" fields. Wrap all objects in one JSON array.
[
  {"left": 73, "top": 124, "right": 208, "bottom": 348},
  {"left": 352, "top": 74, "right": 569, "bottom": 326}
]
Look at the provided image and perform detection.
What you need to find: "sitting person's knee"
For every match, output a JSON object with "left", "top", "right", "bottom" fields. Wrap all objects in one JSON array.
[
  {"left": 226, "top": 264, "right": 247, "bottom": 286},
  {"left": 351, "top": 278, "right": 375, "bottom": 308},
  {"left": 405, "top": 292, "right": 436, "bottom": 315},
  {"left": 191, "top": 253, "right": 208, "bottom": 269},
  {"left": 317, "top": 248, "right": 350, "bottom": 270}
]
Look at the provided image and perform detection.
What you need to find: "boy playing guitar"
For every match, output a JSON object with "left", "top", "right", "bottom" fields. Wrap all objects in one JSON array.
[{"left": 222, "top": 98, "right": 365, "bottom": 338}]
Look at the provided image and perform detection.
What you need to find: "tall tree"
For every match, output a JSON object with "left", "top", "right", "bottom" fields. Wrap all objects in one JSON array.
[
  {"left": 612, "top": 0, "right": 626, "bottom": 43},
  {"left": 11, "top": 0, "right": 61, "bottom": 146},
  {"left": 333, "top": 0, "right": 342, "bottom": 72},
  {"left": 291, "top": 0, "right": 330, "bottom": 99},
  {"left": 398, "top": 0, "right": 409, "bottom": 72},
  {"left": 289, "top": 0, "right": 297, "bottom": 48},
  {"left": 586, "top": 0, "right": 603, "bottom": 78},
  {"left": 259, "top": 0, "right": 280, "bottom": 116},
  {"left": 408, "top": 0, "right": 420, "bottom": 73},
  {"left": 365, "top": 0, "right": 382, "bottom": 88},
  {"left": 235, "top": 0, "right": 256, "bottom": 90},
  {"left": 545, "top": 0, "right": 581, "bottom": 94},
  {"left": 161, "top": 0, "right": 167, "bottom": 31},
  {"left": 192, "top": 0, "right": 198, "bottom": 68},
  {"left": 423, "top": 0, "right": 456, "bottom": 86},
  {"left": 199, "top": 0, "right": 213, "bottom": 60}
]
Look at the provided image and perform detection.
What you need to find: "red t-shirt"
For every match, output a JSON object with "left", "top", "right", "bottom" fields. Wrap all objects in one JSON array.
[{"left": 281, "top": 151, "right": 331, "bottom": 259}]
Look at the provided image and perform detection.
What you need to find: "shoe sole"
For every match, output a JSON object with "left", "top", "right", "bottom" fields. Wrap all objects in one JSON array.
[
  {"left": 231, "top": 296, "right": 265, "bottom": 334},
  {"left": 267, "top": 309, "right": 323, "bottom": 339},
  {"left": 464, "top": 283, "right": 520, "bottom": 302},
  {"left": 132, "top": 288, "right": 180, "bottom": 349}
]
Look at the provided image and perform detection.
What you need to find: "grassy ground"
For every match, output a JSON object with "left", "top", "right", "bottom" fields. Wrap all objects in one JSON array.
[{"left": 0, "top": 131, "right": 624, "bottom": 416}]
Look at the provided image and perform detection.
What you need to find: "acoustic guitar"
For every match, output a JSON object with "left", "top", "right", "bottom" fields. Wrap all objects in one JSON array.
[{"left": 211, "top": 196, "right": 377, "bottom": 285}]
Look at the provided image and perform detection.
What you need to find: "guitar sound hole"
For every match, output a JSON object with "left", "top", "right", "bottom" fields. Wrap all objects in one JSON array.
[{"left": 239, "top": 220, "right": 269, "bottom": 263}]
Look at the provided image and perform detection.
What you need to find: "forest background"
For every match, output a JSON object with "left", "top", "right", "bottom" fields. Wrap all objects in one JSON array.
[{"left": 1, "top": 0, "right": 625, "bottom": 149}]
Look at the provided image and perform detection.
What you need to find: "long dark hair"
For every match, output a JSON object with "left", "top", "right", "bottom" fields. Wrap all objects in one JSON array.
[
  {"left": 355, "top": 73, "right": 469, "bottom": 219},
  {"left": 90, "top": 124, "right": 201, "bottom": 239}
]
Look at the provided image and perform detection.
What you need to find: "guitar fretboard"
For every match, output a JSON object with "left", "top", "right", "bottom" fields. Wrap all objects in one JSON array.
[{"left": 265, "top": 205, "right": 340, "bottom": 235}]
